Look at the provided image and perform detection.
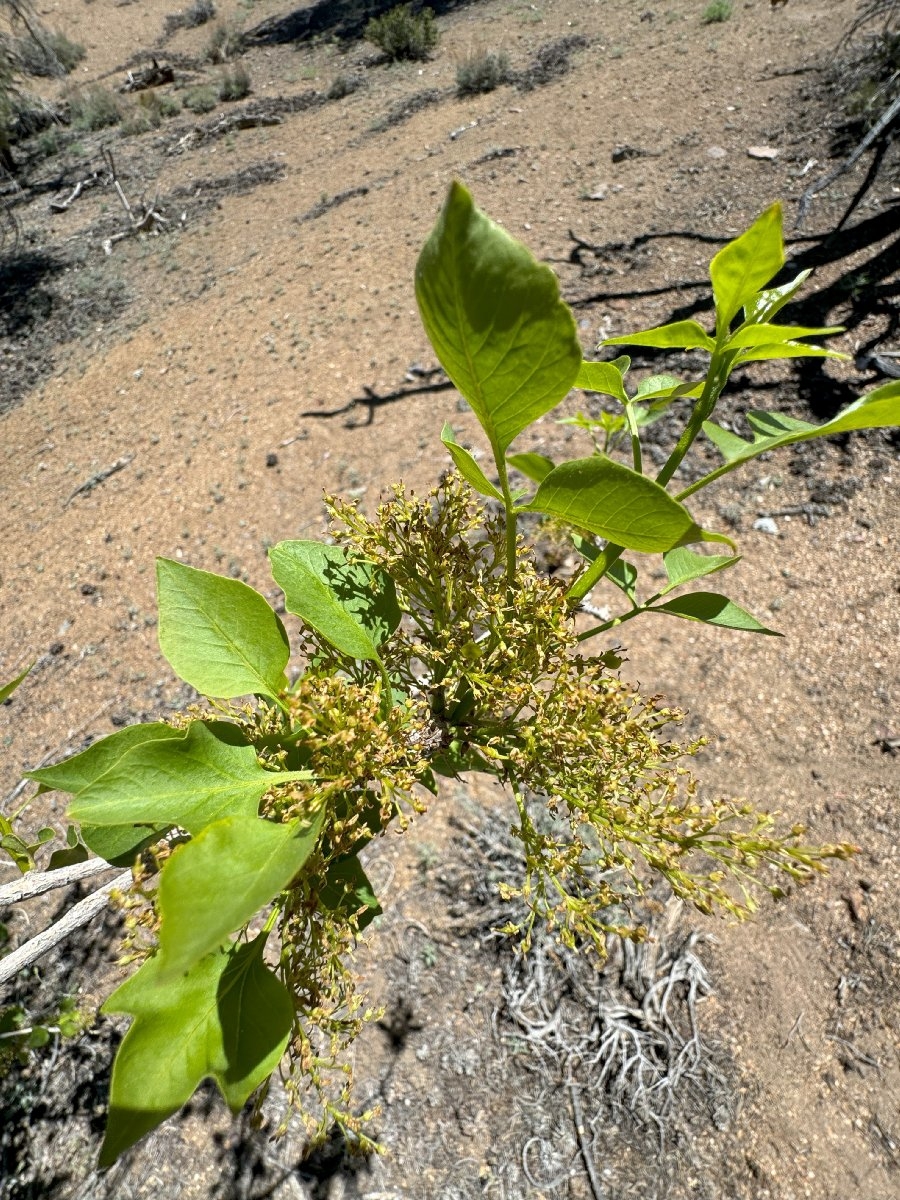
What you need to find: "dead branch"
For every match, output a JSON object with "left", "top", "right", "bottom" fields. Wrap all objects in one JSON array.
[
  {"left": 119, "top": 58, "right": 174, "bottom": 94},
  {"left": 0, "top": 869, "right": 130, "bottom": 988},
  {"left": 795, "top": 91, "right": 900, "bottom": 227},
  {"left": 100, "top": 147, "right": 168, "bottom": 254},
  {"left": 48, "top": 171, "right": 103, "bottom": 214},
  {"left": 169, "top": 112, "right": 282, "bottom": 154},
  {"left": 0, "top": 858, "right": 116, "bottom": 906}
]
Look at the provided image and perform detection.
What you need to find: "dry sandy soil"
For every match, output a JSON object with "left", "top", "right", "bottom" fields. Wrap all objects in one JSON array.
[{"left": 1, "top": 0, "right": 899, "bottom": 1197}]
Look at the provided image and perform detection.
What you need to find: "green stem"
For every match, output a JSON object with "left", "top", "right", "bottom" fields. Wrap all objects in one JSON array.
[
  {"left": 495, "top": 451, "right": 518, "bottom": 589},
  {"left": 566, "top": 542, "right": 625, "bottom": 605},
  {"left": 655, "top": 350, "right": 733, "bottom": 487},
  {"left": 576, "top": 604, "right": 646, "bottom": 642},
  {"left": 624, "top": 404, "right": 642, "bottom": 475}
]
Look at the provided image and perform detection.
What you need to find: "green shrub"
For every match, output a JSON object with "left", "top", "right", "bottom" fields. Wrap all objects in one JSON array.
[
  {"left": 182, "top": 84, "right": 218, "bottom": 113},
  {"left": 456, "top": 49, "right": 511, "bottom": 96},
  {"left": 218, "top": 63, "right": 251, "bottom": 101},
  {"left": 12, "top": 30, "right": 85, "bottom": 77},
  {"left": 164, "top": 0, "right": 216, "bottom": 37},
  {"left": 365, "top": 3, "right": 438, "bottom": 62},
  {"left": 205, "top": 21, "right": 245, "bottom": 64},
  {"left": 701, "top": 0, "right": 732, "bottom": 23},
  {"left": 47, "top": 31, "right": 85, "bottom": 73},
  {"left": 69, "top": 86, "right": 121, "bottom": 131},
  {"left": 9, "top": 184, "right": 899, "bottom": 1167}
]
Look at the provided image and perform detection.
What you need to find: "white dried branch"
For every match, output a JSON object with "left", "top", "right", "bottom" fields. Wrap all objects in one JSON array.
[
  {"left": 0, "top": 857, "right": 117, "bottom": 906},
  {"left": 0, "top": 870, "right": 131, "bottom": 988}
]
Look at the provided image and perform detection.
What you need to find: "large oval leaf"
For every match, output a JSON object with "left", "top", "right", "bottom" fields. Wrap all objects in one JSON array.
[
  {"left": 524, "top": 456, "right": 713, "bottom": 553},
  {"left": 100, "top": 932, "right": 291, "bottom": 1166},
  {"left": 158, "top": 811, "right": 324, "bottom": 978},
  {"left": 269, "top": 541, "right": 395, "bottom": 661},
  {"left": 69, "top": 721, "right": 311, "bottom": 836},
  {"left": 157, "top": 559, "right": 289, "bottom": 702},
  {"left": 415, "top": 180, "right": 581, "bottom": 457}
]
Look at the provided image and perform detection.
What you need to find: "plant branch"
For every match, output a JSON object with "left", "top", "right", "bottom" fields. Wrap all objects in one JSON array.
[
  {"left": 0, "top": 870, "right": 130, "bottom": 988},
  {"left": 0, "top": 858, "right": 117, "bottom": 906}
]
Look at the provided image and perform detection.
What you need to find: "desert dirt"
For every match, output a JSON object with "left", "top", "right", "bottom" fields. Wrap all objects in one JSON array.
[{"left": 1, "top": 0, "right": 899, "bottom": 1197}]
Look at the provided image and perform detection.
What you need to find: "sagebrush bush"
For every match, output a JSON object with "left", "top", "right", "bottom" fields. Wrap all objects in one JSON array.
[
  {"left": 14, "top": 30, "right": 85, "bottom": 76},
  {"left": 164, "top": 0, "right": 216, "bottom": 37},
  {"left": 205, "top": 21, "right": 245, "bottom": 64},
  {"left": 701, "top": 0, "right": 732, "bottom": 23},
  {"left": 69, "top": 86, "right": 121, "bottom": 131},
  {"left": 456, "top": 49, "right": 512, "bottom": 96},
  {"left": 365, "top": 4, "right": 438, "bottom": 62},
  {"left": 218, "top": 63, "right": 251, "bottom": 101},
  {"left": 182, "top": 84, "right": 217, "bottom": 114}
]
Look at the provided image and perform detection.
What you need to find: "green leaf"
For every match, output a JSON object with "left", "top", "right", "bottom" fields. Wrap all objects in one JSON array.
[
  {"left": 269, "top": 541, "right": 388, "bottom": 662},
  {"left": 701, "top": 379, "right": 900, "bottom": 470},
  {"left": 727, "top": 322, "right": 842, "bottom": 350},
  {"left": 100, "top": 932, "right": 291, "bottom": 1166},
  {"left": 575, "top": 360, "right": 628, "bottom": 403},
  {"left": 710, "top": 203, "right": 784, "bottom": 335},
  {"left": 319, "top": 855, "right": 382, "bottom": 932},
  {"left": 742, "top": 268, "right": 811, "bottom": 325},
  {"left": 0, "top": 664, "right": 33, "bottom": 704},
  {"left": 603, "top": 320, "right": 715, "bottom": 352},
  {"left": 734, "top": 342, "right": 847, "bottom": 365},
  {"left": 653, "top": 591, "right": 780, "bottom": 634},
  {"left": 69, "top": 721, "right": 311, "bottom": 836},
  {"left": 506, "top": 451, "right": 555, "bottom": 484},
  {"left": 633, "top": 374, "right": 684, "bottom": 401},
  {"left": 606, "top": 558, "right": 638, "bottom": 601},
  {"left": 47, "top": 835, "right": 90, "bottom": 870},
  {"left": 80, "top": 822, "right": 171, "bottom": 867},
  {"left": 27, "top": 723, "right": 186, "bottom": 795},
  {"left": 440, "top": 425, "right": 503, "bottom": 500},
  {"left": 523, "top": 457, "right": 721, "bottom": 554},
  {"left": 661, "top": 547, "right": 740, "bottom": 594},
  {"left": 415, "top": 180, "right": 581, "bottom": 458},
  {"left": 157, "top": 559, "right": 290, "bottom": 702},
  {"left": 158, "top": 812, "right": 324, "bottom": 978}
]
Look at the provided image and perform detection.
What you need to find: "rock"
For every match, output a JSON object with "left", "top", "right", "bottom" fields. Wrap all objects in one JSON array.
[
  {"left": 707, "top": 145, "right": 727, "bottom": 159},
  {"left": 265, "top": 452, "right": 279, "bottom": 468},
  {"left": 753, "top": 517, "right": 779, "bottom": 535},
  {"left": 747, "top": 145, "right": 779, "bottom": 159}
]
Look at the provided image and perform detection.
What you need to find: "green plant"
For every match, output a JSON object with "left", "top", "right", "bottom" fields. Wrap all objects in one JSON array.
[
  {"left": 5, "top": 184, "right": 899, "bottom": 1166},
  {"left": 205, "top": 20, "right": 245, "bottom": 64},
  {"left": 365, "top": 3, "right": 438, "bottom": 62},
  {"left": 164, "top": 0, "right": 216, "bottom": 37},
  {"left": 701, "top": 0, "right": 732, "bottom": 23},
  {"left": 68, "top": 85, "right": 121, "bottom": 131},
  {"left": 182, "top": 84, "right": 217, "bottom": 114},
  {"left": 218, "top": 62, "right": 250, "bottom": 101},
  {"left": 456, "top": 49, "right": 511, "bottom": 96}
]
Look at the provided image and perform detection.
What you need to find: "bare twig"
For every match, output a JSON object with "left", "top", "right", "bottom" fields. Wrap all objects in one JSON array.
[
  {"left": 64, "top": 454, "right": 133, "bottom": 507},
  {"left": 795, "top": 91, "right": 900, "bottom": 227},
  {"left": 100, "top": 148, "right": 168, "bottom": 253},
  {"left": 567, "top": 1062, "right": 606, "bottom": 1200},
  {"left": 48, "top": 172, "right": 103, "bottom": 214},
  {"left": 0, "top": 870, "right": 130, "bottom": 988},
  {"left": 0, "top": 858, "right": 117, "bottom": 906}
]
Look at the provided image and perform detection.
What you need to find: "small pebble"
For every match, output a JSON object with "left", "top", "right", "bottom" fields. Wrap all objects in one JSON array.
[
  {"left": 265, "top": 452, "right": 279, "bottom": 468},
  {"left": 753, "top": 517, "right": 779, "bottom": 536}
]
